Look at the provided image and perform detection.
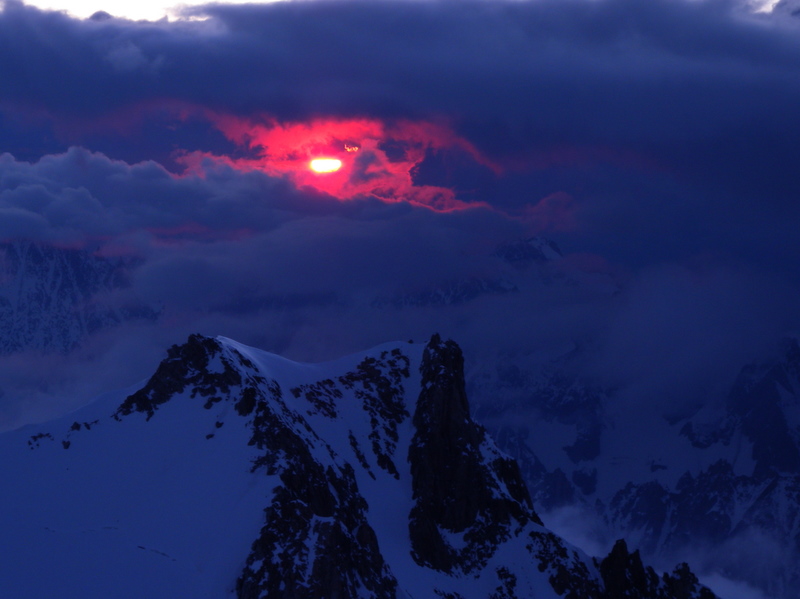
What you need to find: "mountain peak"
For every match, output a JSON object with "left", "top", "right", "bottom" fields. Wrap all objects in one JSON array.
[
  {"left": 600, "top": 539, "right": 716, "bottom": 599},
  {"left": 409, "top": 334, "right": 541, "bottom": 573},
  {"left": 1, "top": 333, "right": 717, "bottom": 599},
  {"left": 114, "top": 334, "right": 239, "bottom": 421}
]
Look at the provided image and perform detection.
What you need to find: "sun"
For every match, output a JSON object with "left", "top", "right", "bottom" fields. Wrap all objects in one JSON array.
[{"left": 309, "top": 158, "right": 343, "bottom": 173}]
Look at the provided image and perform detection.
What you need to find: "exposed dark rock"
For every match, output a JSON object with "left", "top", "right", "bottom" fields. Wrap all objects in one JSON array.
[
  {"left": 27, "top": 432, "right": 54, "bottom": 449},
  {"left": 97, "top": 333, "right": 719, "bottom": 599},
  {"left": 662, "top": 563, "right": 718, "bottom": 599},
  {"left": 348, "top": 430, "right": 375, "bottom": 480},
  {"left": 490, "top": 566, "right": 519, "bottom": 599},
  {"left": 290, "top": 379, "right": 341, "bottom": 419},
  {"left": 237, "top": 374, "right": 398, "bottom": 599},
  {"left": 598, "top": 539, "right": 717, "bottom": 599},
  {"left": 606, "top": 457, "right": 800, "bottom": 596},
  {"left": 599, "top": 539, "right": 661, "bottom": 598},
  {"left": 728, "top": 344, "right": 800, "bottom": 476},
  {"left": 527, "top": 530, "right": 602, "bottom": 599},
  {"left": 609, "top": 481, "right": 671, "bottom": 556},
  {"left": 590, "top": 339, "right": 800, "bottom": 598},
  {"left": 115, "top": 334, "right": 241, "bottom": 420},
  {"left": 235, "top": 386, "right": 258, "bottom": 417},
  {"left": 408, "top": 334, "right": 541, "bottom": 573},
  {"left": 338, "top": 349, "right": 410, "bottom": 478}
]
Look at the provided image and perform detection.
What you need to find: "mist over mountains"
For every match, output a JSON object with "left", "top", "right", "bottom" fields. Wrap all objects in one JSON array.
[
  {"left": 0, "top": 235, "right": 794, "bottom": 597},
  {"left": 2, "top": 0, "right": 800, "bottom": 597}
]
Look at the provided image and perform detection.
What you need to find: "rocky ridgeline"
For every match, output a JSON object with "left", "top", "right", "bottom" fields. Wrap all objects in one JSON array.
[
  {"left": 408, "top": 335, "right": 541, "bottom": 574},
  {"left": 471, "top": 333, "right": 800, "bottom": 599},
  {"left": 101, "top": 333, "right": 717, "bottom": 599},
  {"left": 606, "top": 338, "right": 800, "bottom": 598}
]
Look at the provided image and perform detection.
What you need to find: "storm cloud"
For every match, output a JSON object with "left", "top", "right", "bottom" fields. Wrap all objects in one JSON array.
[
  {"left": 0, "top": 0, "right": 798, "bottom": 441},
  {"left": 2, "top": 5, "right": 799, "bottom": 598},
  {"left": 2, "top": 0, "right": 800, "bottom": 260}
]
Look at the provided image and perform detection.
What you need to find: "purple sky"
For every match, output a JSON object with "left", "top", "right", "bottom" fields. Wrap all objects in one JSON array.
[{"left": 1, "top": 0, "right": 799, "bottom": 428}]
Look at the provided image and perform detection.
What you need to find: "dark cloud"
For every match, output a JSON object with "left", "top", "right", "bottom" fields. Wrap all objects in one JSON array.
[
  {"left": 0, "top": 5, "right": 798, "bottom": 597},
  {"left": 0, "top": 0, "right": 798, "bottom": 443},
  {"left": 1, "top": 0, "right": 799, "bottom": 266},
  {"left": 0, "top": 145, "right": 398, "bottom": 246},
  {"left": 3, "top": 0, "right": 799, "bottom": 137}
]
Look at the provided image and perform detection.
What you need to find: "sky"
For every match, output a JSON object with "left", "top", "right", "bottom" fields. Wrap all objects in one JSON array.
[
  {"left": 2, "top": 0, "right": 800, "bottom": 423},
  {"left": 2, "top": 1, "right": 800, "bottom": 596},
  {"left": 13, "top": 0, "right": 281, "bottom": 20},
  {"left": 10, "top": 0, "right": 787, "bottom": 21}
]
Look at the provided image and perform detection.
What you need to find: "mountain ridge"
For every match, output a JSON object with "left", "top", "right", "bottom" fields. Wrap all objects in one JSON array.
[
  {"left": 476, "top": 336, "right": 800, "bottom": 598},
  {"left": 0, "top": 333, "right": 717, "bottom": 598}
]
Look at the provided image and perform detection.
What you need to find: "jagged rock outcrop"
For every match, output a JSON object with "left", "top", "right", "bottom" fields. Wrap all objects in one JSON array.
[
  {"left": 599, "top": 540, "right": 716, "bottom": 599},
  {"left": 408, "top": 334, "right": 541, "bottom": 573},
  {"left": 602, "top": 339, "right": 800, "bottom": 597},
  {"left": 2, "top": 333, "right": 717, "bottom": 599},
  {"left": 480, "top": 336, "right": 800, "bottom": 599}
]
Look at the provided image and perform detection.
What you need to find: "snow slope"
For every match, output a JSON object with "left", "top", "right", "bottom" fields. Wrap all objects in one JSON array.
[{"left": 0, "top": 334, "right": 716, "bottom": 599}]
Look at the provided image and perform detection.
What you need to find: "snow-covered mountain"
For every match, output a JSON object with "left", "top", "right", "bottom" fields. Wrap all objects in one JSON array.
[
  {"left": 0, "top": 241, "right": 156, "bottom": 354},
  {"left": 475, "top": 338, "right": 800, "bottom": 598},
  {"left": 0, "top": 334, "right": 715, "bottom": 599}
]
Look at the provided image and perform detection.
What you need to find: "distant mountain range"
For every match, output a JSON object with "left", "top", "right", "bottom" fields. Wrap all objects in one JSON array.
[
  {"left": 1, "top": 236, "right": 793, "bottom": 597},
  {"left": 473, "top": 337, "right": 800, "bottom": 599},
  {"left": 0, "top": 240, "right": 156, "bottom": 354},
  {"left": 0, "top": 239, "right": 562, "bottom": 346},
  {"left": 371, "top": 237, "right": 568, "bottom": 309},
  {"left": 0, "top": 334, "right": 716, "bottom": 599}
]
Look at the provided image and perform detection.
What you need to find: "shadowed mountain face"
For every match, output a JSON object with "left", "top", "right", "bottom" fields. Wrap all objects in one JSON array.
[
  {"left": 0, "top": 333, "right": 714, "bottom": 599},
  {"left": 477, "top": 337, "right": 800, "bottom": 598},
  {"left": 0, "top": 241, "right": 156, "bottom": 354}
]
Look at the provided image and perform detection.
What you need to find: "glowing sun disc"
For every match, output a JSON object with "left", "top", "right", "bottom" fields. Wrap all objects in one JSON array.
[{"left": 310, "top": 158, "right": 343, "bottom": 173}]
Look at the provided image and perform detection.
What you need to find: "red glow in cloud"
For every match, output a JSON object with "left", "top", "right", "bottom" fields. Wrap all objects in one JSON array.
[
  {"left": 9, "top": 97, "right": 498, "bottom": 212},
  {"left": 184, "top": 115, "right": 499, "bottom": 212}
]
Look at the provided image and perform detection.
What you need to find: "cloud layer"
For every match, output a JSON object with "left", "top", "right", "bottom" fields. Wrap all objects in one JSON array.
[
  {"left": 2, "top": 0, "right": 800, "bottom": 260},
  {"left": 0, "top": 0, "right": 798, "bottom": 440},
  {"left": 0, "top": 7, "right": 799, "bottom": 597}
]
